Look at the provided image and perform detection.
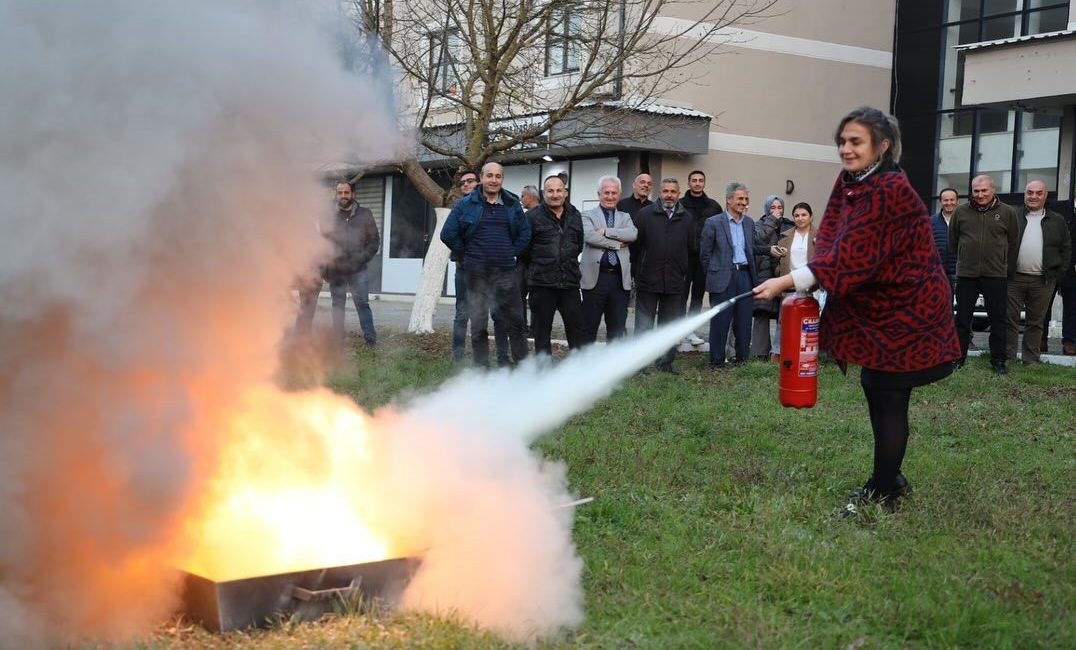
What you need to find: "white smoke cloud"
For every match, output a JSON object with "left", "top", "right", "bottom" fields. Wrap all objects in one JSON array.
[{"left": 0, "top": 0, "right": 398, "bottom": 645}]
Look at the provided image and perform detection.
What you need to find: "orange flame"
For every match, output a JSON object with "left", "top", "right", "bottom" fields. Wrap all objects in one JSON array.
[{"left": 177, "top": 386, "right": 392, "bottom": 581}]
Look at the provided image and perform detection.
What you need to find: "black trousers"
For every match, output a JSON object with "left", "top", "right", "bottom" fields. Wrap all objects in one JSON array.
[
  {"left": 955, "top": 276, "right": 1008, "bottom": 362},
  {"left": 683, "top": 255, "right": 706, "bottom": 314},
  {"left": 862, "top": 384, "right": 913, "bottom": 496},
  {"left": 582, "top": 270, "right": 630, "bottom": 343},
  {"left": 466, "top": 266, "right": 528, "bottom": 367},
  {"left": 529, "top": 286, "right": 586, "bottom": 355},
  {"left": 635, "top": 290, "right": 685, "bottom": 367}
]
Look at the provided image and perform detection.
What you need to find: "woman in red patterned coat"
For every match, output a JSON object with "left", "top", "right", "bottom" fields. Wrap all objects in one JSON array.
[{"left": 754, "top": 107, "right": 961, "bottom": 511}]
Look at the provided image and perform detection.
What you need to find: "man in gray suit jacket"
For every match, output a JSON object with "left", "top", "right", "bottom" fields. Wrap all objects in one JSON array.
[
  {"left": 700, "top": 181, "right": 757, "bottom": 368},
  {"left": 581, "top": 176, "right": 638, "bottom": 342}
]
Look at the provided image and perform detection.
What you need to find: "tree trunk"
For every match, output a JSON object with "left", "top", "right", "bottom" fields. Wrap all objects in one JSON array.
[{"left": 407, "top": 206, "right": 452, "bottom": 333}]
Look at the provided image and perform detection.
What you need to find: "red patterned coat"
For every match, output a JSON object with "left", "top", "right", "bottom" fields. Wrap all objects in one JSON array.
[{"left": 809, "top": 169, "right": 961, "bottom": 372}]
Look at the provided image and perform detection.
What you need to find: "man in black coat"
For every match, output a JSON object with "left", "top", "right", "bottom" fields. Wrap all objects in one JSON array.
[
  {"left": 524, "top": 175, "right": 586, "bottom": 354},
  {"left": 633, "top": 177, "right": 695, "bottom": 373}
]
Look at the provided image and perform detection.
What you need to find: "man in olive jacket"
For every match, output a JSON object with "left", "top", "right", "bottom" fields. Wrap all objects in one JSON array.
[
  {"left": 524, "top": 175, "right": 586, "bottom": 355},
  {"left": 950, "top": 174, "right": 1019, "bottom": 373},
  {"left": 1006, "top": 180, "right": 1072, "bottom": 364}
]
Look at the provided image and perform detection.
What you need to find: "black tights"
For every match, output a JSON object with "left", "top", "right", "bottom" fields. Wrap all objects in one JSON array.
[{"left": 862, "top": 386, "right": 912, "bottom": 495}]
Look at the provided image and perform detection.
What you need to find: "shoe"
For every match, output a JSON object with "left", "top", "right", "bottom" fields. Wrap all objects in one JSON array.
[
  {"left": 1064, "top": 341, "right": 1076, "bottom": 356},
  {"left": 686, "top": 333, "right": 705, "bottom": 346},
  {"left": 657, "top": 364, "right": 680, "bottom": 375},
  {"left": 769, "top": 353, "right": 781, "bottom": 363},
  {"left": 991, "top": 361, "right": 1008, "bottom": 375}
]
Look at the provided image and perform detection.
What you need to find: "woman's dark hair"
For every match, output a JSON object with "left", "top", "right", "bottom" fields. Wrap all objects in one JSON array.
[
  {"left": 791, "top": 201, "right": 813, "bottom": 216},
  {"left": 835, "top": 106, "right": 902, "bottom": 166}
]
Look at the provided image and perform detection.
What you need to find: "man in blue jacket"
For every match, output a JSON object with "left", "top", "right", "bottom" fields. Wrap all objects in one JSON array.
[
  {"left": 441, "top": 162, "right": 531, "bottom": 367},
  {"left": 931, "top": 187, "right": 959, "bottom": 300}
]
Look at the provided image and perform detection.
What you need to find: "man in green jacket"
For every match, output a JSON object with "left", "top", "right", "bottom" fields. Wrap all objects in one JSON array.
[
  {"left": 1006, "top": 180, "right": 1072, "bottom": 365},
  {"left": 950, "top": 175, "right": 1019, "bottom": 374}
]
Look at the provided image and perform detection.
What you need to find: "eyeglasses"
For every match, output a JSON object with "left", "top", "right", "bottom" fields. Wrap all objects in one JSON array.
[{"left": 459, "top": 177, "right": 477, "bottom": 186}]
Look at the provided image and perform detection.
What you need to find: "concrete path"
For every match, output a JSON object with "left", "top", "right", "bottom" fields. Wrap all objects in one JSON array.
[{"left": 301, "top": 292, "right": 1075, "bottom": 368}]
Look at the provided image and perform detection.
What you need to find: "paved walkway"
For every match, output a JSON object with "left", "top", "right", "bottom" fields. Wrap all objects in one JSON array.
[{"left": 303, "top": 292, "right": 1075, "bottom": 368}]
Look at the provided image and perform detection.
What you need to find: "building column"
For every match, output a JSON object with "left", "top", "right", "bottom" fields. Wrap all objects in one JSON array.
[{"left": 1060, "top": 105, "right": 1075, "bottom": 202}]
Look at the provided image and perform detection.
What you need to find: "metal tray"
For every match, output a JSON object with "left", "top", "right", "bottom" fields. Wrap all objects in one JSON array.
[{"left": 179, "top": 557, "right": 419, "bottom": 632}]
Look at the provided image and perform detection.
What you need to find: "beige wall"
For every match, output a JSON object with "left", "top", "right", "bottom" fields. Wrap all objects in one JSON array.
[{"left": 636, "top": 0, "right": 895, "bottom": 212}]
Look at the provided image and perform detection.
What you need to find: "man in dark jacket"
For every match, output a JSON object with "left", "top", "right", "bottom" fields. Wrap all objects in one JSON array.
[
  {"left": 319, "top": 181, "right": 380, "bottom": 347},
  {"left": 524, "top": 175, "right": 585, "bottom": 354},
  {"left": 931, "top": 187, "right": 959, "bottom": 298},
  {"left": 1057, "top": 198, "right": 1076, "bottom": 355},
  {"left": 679, "top": 170, "right": 723, "bottom": 342},
  {"left": 950, "top": 174, "right": 1019, "bottom": 373},
  {"left": 1006, "top": 180, "right": 1072, "bottom": 364},
  {"left": 441, "top": 162, "right": 531, "bottom": 367},
  {"left": 633, "top": 177, "right": 695, "bottom": 373}
]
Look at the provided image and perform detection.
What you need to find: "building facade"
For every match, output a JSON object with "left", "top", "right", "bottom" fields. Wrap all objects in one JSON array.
[
  {"left": 362, "top": 0, "right": 896, "bottom": 294},
  {"left": 893, "top": 0, "right": 1075, "bottom": 207}
]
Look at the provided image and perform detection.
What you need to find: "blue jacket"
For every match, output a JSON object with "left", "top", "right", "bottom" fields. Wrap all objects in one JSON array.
[
  {"left": 930, "top": 212, "right": 957, "bottom": 277},
  {"left": 441, "top": 187, "right": 530, "bottom": 261}
]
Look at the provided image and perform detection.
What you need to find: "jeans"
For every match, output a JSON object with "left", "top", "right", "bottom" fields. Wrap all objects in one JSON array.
[
  {"left": 709, "top": 269, "right": 754, "bottom": 365},
  {"left": 466, "top": 265, "right": 528, "bottom": 367},
  {"left": 294, "top": 279, "right": 321, "bottom": 336},
  {"left": 329, "top": 269, "right": 376, "bottom": 346},
  {"left": 955, "top": 276, "right": 1007, "bottom": 363}
]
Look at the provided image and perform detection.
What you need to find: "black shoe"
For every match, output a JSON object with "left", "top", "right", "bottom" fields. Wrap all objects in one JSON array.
[
  {"left": 709, "top": 362, "right": 727, "bottom": 371},
  {"left": 657, "top": 364, "right": 680, "bottom": 375},
  {"left": 991, "top": 361, "right": 1008, "bottom": 375}
]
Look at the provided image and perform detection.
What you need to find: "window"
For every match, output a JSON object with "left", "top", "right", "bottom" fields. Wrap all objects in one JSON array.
[
  {"left": 429, "top": 28, "right": 461, "bottom": 93},
  {"left": 545, "top": 7, "right": 581, "bottom": 76}
]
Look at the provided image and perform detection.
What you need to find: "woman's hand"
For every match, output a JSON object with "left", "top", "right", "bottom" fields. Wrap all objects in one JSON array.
[
  {"left": 753, "top": 275, "right": 794, "bottom": 301},
  {"left": 769, "top": 245, "right": 786, "bottom": 258}
]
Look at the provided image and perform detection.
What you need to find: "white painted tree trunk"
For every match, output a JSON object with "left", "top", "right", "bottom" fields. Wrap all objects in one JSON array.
[{"left": 407, "top": 206, "right": 452, "bottom": 334}]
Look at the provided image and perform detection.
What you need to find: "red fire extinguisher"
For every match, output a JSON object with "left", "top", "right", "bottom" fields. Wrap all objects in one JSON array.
[{"left": 779, "top": 292, "right": 820, "bottom": 408}]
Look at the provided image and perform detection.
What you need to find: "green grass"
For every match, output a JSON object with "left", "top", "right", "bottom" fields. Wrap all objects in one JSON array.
[{"left": 143, "top": 332, "right": 1075, "bottom": 649}]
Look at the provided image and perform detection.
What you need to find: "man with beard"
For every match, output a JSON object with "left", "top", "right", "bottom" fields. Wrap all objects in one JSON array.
[
  {"left": 309, "top": 181, "right": 381, "bottom": 347},
  {"left": 441, "top": 162, "right": 531, "bottom": 367},
  {"left": 679, "top": 170, "right": 723, "bottom": 333},
  {"left": 524, "top": 175, "right": 586, "bottom": 354},
  {"left": 632, "top": 177, "right": 695, "bottom": 373},
  {"left": 950, "top": 174, "right": 1019, "bottom": 373},
  {"left": 1006, "top": 180, "right": 1071, "bottom": 365}
]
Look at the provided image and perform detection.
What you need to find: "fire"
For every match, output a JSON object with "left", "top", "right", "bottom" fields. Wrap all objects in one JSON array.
[{"left": 178, "top": 386, "right": 392, "bottom": 581}]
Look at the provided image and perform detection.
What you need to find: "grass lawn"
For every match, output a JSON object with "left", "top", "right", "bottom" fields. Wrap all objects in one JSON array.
[{"left": 143, "top": 331, "right": 1075, "bottom": 649}]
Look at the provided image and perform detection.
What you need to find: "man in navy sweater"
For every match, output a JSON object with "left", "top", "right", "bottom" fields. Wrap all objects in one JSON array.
[
  {"left": 931, "top": 187, "right": 959, "bottom": 300},
  {"left": 441, "top": 162, "right": 531, "bottom": 367}
]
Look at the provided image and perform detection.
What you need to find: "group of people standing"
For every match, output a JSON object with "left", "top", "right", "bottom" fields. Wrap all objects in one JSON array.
[
  {"left": 440, "top": 161, "right": 824, "bottom": 374},
  {"left": 931, "top": 176, "right": 1074, "bottom": 373}
]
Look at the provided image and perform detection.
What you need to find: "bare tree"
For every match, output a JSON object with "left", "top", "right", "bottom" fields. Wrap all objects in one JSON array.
[{"left": 351, "top": 0, "right": 779, "bottom": 332}]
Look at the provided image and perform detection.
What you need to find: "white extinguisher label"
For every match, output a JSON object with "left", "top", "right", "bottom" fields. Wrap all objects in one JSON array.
[{"left": 799, "top": 317, "right": 819, "bottom": 377}]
